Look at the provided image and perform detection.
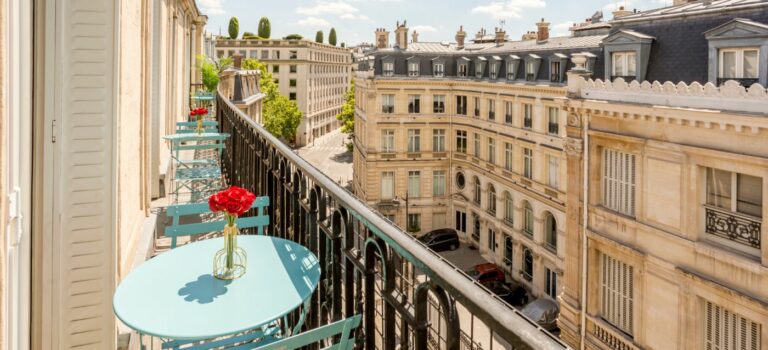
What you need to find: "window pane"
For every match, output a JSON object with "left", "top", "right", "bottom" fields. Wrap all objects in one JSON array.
[
  {"left": 737, "top": 173, "right": 762, "bottom": 217},
  {"left": 627, "top": 52, "right": 636, "bottom": 76},
  {"left": 706, "top": 168, "right": 732, "bottom": 209},
  {"left": 743, "top": 50, "right": 759, "bottom": 79},
  {"left": 613, "top": 53, "right": 624, "bottom": 76},
  {"left": 721, "top": 51, "right": 737, "bottom": 78}
]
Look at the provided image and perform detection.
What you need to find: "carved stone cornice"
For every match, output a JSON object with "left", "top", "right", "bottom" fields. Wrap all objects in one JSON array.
[{"left": 564, "top": 138, "right": 583, "bottom": 157}]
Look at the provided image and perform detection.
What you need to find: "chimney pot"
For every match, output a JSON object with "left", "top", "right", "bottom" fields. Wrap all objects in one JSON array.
[
  {"left": 233, "top": 52, "right": 243, "bottom": 69},
  {"left": 536, "top": 18, "right": 550, "bottom": 42}
]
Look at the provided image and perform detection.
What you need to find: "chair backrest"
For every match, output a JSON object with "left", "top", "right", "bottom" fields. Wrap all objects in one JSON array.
[
  {"left": 250, "top": 315, "right": 362, "bottom": 350},
  {"left": 174, "top": 142, "right": 225, "bottom": 152},
  {"left": 177, "top": 121, "right": 218, "bottom": 127},
  {"left": 166, "top": 196, "right": 270, "bottom": 248},
  {"left": 175, "top": 128, "right": 219, "bottom": 134}
]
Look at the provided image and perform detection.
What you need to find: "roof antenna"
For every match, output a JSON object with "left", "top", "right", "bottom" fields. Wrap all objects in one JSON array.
[{"left": 499, "top": 20, "right": 506, "bottom": 31}]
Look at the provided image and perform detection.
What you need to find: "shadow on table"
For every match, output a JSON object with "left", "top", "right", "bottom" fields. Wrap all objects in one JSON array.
[
  {"left": 272, "top": 239, "right": 320, "bottom": 299},
  {"left": 178, "top": 274, "right": 231, "bottom": 304}
]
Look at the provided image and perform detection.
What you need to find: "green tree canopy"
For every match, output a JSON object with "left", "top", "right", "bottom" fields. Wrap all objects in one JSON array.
[
  {"left": 228, "top": 17, "right": 239, "bottom": 39},
  {"left": 329, "top": 28, "right": 337, "bottom": 46},
  {"left": 315, "top": 30, "right": 323, "bottom": 44},
  {"left": 340, "top": 42, "right": 346, "bottom": 48},
  {"left": 336, "top": 85, "right": 355, "bottom": 150},
  {"left": 241, "top": 58, "right": 302, "bottom": 142},
  {"left": 197, "top": 55, "right": 233, "bottom": 92},
  {"left": 284, "top": 34, "right": 303, "bottom": 40},
  {"left": 258, "top": 17, "right": 271, "bottom": 38}
]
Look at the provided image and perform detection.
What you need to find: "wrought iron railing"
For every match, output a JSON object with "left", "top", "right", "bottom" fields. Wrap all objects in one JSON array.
[
  {"left": 704, "top": 205, "right": 761, "bottom": 249},
  {"left": 548, "top": 122, "right": 559, "bottom": 135},
  {"left": 216, "top": 92, "right": 569, "bottom": 350}
]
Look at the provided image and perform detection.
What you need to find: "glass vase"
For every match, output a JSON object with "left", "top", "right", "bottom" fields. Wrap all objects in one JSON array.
[
  {"left": 213, "top": 223, "right": 247, "bottom": 280},
  {"left": 196, "top": 117, "right": 203, "bottom": 135}
]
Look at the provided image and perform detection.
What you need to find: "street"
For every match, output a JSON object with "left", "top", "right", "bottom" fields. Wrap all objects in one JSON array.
[{"left": 297, "top": 129, "right": 353, "bottom": 189}]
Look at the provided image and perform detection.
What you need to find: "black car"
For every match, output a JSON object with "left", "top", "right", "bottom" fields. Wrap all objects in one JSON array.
[
  {"left": 483, "top": 280, "right": 528, "bottom": 307},
  {"left": 418, "top": 228, "right": 459, "bottom": 252}
]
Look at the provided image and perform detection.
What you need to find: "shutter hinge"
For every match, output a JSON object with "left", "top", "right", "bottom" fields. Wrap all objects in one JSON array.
[{"left": 51, "top": 119, "right": 56, "bottom": 143}]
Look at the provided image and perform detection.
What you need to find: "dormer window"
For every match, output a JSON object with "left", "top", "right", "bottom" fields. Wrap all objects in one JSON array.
[
  {"left": 526, "top": 61, "right": 536, "bottom": 81},
  {"left": 490, "top": 62, "right": 499, "bottom": 79},
  {"left": 383, "top": 61, "right": 394, "bottom": 76},
  {"left": 434, "top": 63, "right": 445, "bottom": 77},
  {"left": 474, "top": 57, "right": 487, "bottom": 79},
  {"left": 458, "top": 64, "right": 468, "bottom": 77},
  {"left": 550, "top": 53, "right": 568, "bottom": 83},
  {"left": 408, "top": 62, "right": 420, "bottom": 76},
  {"left": 611, "top": 52, "right": 637, "bottom": 81},
  {"left": 718, "top": 48, "right": 759, "bottom": 86},
  {"left": 505, "top": 55, "right": 520, "bottom": 80}
]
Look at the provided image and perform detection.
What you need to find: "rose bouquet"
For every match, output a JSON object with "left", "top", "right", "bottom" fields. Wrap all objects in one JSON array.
[
  {"left": 208, "top": 186, "right": 256, "bottom": 279},
  {"left": 190, "top": 107, "right": 209, "bottom": 134}
]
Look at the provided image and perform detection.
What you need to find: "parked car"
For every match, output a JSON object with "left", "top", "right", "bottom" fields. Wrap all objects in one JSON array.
[
  {"left": 418, "top": 228, "right": 459, "bottom": 252},
  {"left": 465, "top": 263, "right": 506, "bottom": 284},
  {"left": 482, "top": 280, "right": 528, "bottom": 307},
  {"left": 521, "top": 297, "right": 560, "bottom": 331}
]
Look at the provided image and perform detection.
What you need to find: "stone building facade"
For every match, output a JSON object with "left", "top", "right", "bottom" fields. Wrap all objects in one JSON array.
[{"left": 215, "top": 39, "right": 353, "bottom": 146}]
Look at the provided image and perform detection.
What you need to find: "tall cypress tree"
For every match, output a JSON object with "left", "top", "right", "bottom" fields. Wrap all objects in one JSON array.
[
  {"left": 258, "top": 17, "right": 271, "bottom": 39},
  {"left": 228, "top": 17, "right": 239, "bottom": 39},
  {"left": 315, "top": 30, "right": 324, "bottom": 44},
  {"left": 329, "top": 28, "right": 337, "bottom": 46}
]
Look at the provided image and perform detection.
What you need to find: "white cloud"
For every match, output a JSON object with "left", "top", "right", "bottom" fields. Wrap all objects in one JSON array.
[
  {"left": 340, "top": 13, "right": 372, "bottom": 21},
  {"left": 410, "top": 25, "right": 437, "bottom": 33},
  {"left": 471, "top": 0, "right": 546, "bottom": 19},
  {"left": 297, "top": 1, "right": 360, "bottom": 16},
  {"left": 197, "top": 0, "right": 226, "bottom": 15},
  {"left": 297, "top": 16, "right": 332, "bottom": 27},
  {"left": 551, "top": 21, "right": 574, "bottom": 37}
]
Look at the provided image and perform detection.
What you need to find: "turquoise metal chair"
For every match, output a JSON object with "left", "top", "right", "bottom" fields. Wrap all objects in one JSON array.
[
  {"left": 176, "top": 121, "right": 219, "bottom": 134},
  {"left": 165, "top": 196, "right": 270, "bottom": 248}
]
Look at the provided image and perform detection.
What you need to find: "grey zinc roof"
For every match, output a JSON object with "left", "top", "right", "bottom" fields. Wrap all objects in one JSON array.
[
  {"left": 481, "top": 34, "right": 606, "bottom": 53},
  {"left": 571, "top": 21, "right": 612, "bottom": 31},
  {"left": 614, "top": 0, "right": 768, "bottom": 22}
]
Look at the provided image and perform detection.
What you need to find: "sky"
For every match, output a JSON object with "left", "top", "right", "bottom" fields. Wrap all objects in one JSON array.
[{"left": 197, "top": 0, "right": 673, "bottom": 45}]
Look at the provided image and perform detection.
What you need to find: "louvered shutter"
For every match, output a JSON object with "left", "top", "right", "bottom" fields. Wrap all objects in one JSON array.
[
  {"left": 705, "top": 300, "right": 760, "bottom": 350},
  {"left": 602, "top": 149, "right": 636, "bottom": 216},
  {"left": 600, "top": 253, "right": 634, "bottom": 335},
  {"left": 52, "top": 0, "right": 118, "bottom": 347}
]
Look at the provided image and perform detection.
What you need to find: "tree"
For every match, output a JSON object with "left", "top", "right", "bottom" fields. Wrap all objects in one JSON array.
[
  {"left": 340, "top": 42, "right": 346, "bottom": 48},
  {"left": 284, "top": 34, "right": 303, "bottom": 40},
  {"left": 315, "top": 30, "right": 323, "bottom": 44},
  {"left": 258, "top": 17, "right": 271, "bottom": 38},
  {"left": 336, "top": 85, "right": 355, "bottom": 151},
  {"left": 241, "top": 58, "right": 302, "bottom": 142},
  {"left": 329, "top": 28, "right": 337, "bottom": 46},
  {"left": 197, "top": 55, "right": 233, "bottom": 92},
  {"left": 228, "top": 17, "right": 239, "bottom": 39}
]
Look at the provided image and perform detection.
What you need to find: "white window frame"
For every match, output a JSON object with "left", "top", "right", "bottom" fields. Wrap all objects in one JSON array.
[
  {"left": 456, "top": 130, "right": 467, "bottom": 153},
  {"left": 523, "top": 201, "right": 534, "bottom": 236},
  {"left": 523, "top": 148, "right": 533, "bottom": 179},
  {"left": 488, "top": 185, "right": 497, "bottom": 214},
  {"left": 505, "top": 143, "right": 513, "bottom": 171},
  {"left": 408, "top": 62, "right": 420, "bottom": 76},
  {"left": 433, "top": 171, "right": 446, "bottom": 196},
  {"left": 473, "top": 133, "right": 481, "bottom": 158},
  {"left": 408, "top": 171, "right": 421, "bottom": 198},
  {"left": 504, "top": 192, "right": 514, "bottom": 224},
  {"left": 381, "top": 172, "right": 395, "bottom": 200},
  {"left": 432, "top": 129, "right": 445, "bottom": 152},
  {"left": 718, "top": 48, "right": 760, "bottom": 79},
  {"left": 433, "top": 95, "right": 446, "bottom": 113},
  {"left": 490, "top": 62, "right": 499, "bottom": 79},
  {"left": 458, "top": 63, "right": 468, "bottom": 77},
  {"left": 381, "top": 94, "right": 395, "bottom": 114},
  {"left": 487, "top": 138, "right": 496, "bottom": 164},
  {"left": 407, "top": 129, "right": 421, "bottom": 153},
  {"left": 408, "top": 94, "right": 420, "bottom": 114},
  {"left": 523, "top": 103, "right": 533, "bottom": 129},
  {"left": 505, "top": 101, "right": 513, "bottom": 124},
  {"left": 381, "top": 129, "right": 395, "bottom": 152},
  {"left": 548, "top": 155, "right": 559, "bottom": 189},
  {"left": 488, "top": 99, "right": 495, "bottom": 120},
  {"left": 474, "top": 177, "right": 482, "bottom": 204},
  {"left": 548, "top": 107, "right": 559, "bottom": 135},
  {"left": 383, "top": 61, "right": 394, "bottom": 76},
  {"left": 507, "top": 61, "right": 516, "bottom": 80},
  {"left": 434, "top": 63, "right": 445, "bottom": 77},
  {"left": 611, "top": 51, "right": 637, "bottom": 77}
]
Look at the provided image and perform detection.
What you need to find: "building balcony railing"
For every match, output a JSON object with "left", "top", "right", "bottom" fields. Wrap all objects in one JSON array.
[
  {"left": 216, "top": 92, "right": 567, "bottom": 350},
  {"left": 717, "top": 77, "right": 759, "bottom": 87},
  {"left": 548, "top": 122, "right": 559, "bottom": 135},
  {"left": 704, "top": 205, "right": 761, "bottom": 249},
  {"left": 526, "top": 73, "right": 536, "bottom": 81},
  {"left": 523, "top": 118, "right": 532, "bottom": 129}
]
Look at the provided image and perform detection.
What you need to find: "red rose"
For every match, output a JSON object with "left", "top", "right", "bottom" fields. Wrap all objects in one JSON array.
[{"left": 208, "top": 186, "right": 257, "bottom": 218}]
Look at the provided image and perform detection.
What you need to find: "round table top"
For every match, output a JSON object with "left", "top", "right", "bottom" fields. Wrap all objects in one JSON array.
[{"left": 113, "top": 236, "right": 320, "bottom": 340}]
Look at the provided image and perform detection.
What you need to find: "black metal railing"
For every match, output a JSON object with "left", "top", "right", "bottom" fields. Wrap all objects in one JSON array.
[
  {"left": 548, "top": 122, "right": 559, "bottom": 135},
  {"left": 704, "top": 205, "right": 761, "bottom": 249},
  {"left": 717, "top": 77, "right": 759, "bottom": 87},
  {"left": 524, "top": 117, "right": 532, "bottom": 129},
  {"left": 216, "top": 92, "right": 568, "bottom": 350}
]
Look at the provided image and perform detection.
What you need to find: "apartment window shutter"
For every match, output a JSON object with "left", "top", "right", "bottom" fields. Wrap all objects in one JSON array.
[
  {"left": 601, "top": 253, "right": 634, "bottom": 336},
  {"left": 603, "top": 149, "right": 636, "bottom": 216},
  {"left": 705, "top": 300, "right": 760, "bottom": 350}
]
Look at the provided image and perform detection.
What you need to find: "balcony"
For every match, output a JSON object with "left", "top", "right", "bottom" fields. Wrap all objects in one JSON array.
[
  {"left": 704, "top": 205, "right": 761, "bottom": 249},
  {"left": 717, "top": 77, "right": 759, "bottom": 87},
  {"left": 211, "top": 92, "right": 567, "bottom": 349}
]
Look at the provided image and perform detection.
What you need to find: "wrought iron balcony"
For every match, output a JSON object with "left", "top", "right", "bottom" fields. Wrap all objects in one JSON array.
[
  {"left": 548, "top": 122, "right": 559, "bottom": 135},
  {"left": 216, "top": 93, "right": 567, "bottom": 349},
  {"left": 716, "top": 77, "right": 759, "bottom": 87},
  {"left": 704, "top": 205, "right": 761, "bottom": 249}
]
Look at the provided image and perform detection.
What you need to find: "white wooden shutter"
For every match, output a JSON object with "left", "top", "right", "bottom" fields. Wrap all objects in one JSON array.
[
  {"left": 602, "top": 149, "right": 636, "bottom": 216},
  {"left": 600, "top": 253, "right": 634, "bottom": 335},
  {"left": 705, "top": 301, "right": 761, "bottom": 350},
  {"left": 50, "top": 0, "right": 118, "bottom": 347}
]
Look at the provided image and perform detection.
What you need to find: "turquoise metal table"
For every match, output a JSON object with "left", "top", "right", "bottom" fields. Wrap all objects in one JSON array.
[{"left": 113, "top": 236, "right": 321, "bottom": 342}]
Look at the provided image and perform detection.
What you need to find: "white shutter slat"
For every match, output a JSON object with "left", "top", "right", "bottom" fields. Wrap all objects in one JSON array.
[{"left": 54, "top": 0, "right": 118, "bottom": 348}]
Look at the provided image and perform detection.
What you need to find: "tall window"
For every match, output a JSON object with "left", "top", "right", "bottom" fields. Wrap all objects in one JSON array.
[
  {"left": 719, "top": 48, "right": 759, "bottom": 82},
  {"left": 407, "top": 129, "right": 421, "bottom": 152},
  {"left": 381, "top": 94, "right": 395, "bottom": 113},
  {"left": 545, "top": 212, "right": 557, "bottom": 250},
  {"left": 488, "top": 185, "right": 497, "bottom": 214},
  {"left": 505, "top": 101, "right": 513, "bottom": 124},
  {"left": 456, "top": 130, "right": 467, "bottom": 153},
  {"left": 602, "top": 149, "right": 636, "bottom": 216},
  {"left": 381, "top": 172, "right": 394, "bottom": 200},
  {"left": 407, "top": 213, "right": 421, "bottom": 232},
  {"left": 504, "top": 192, "right": 514, "bottom": 224},
  {"left": 434, "top": 63, "right": 445, "bottom": 77},
  {"left": 433, "top": 171, "right": 446, "bottom": 196},
  {"left": 408, "top": 95, "right": 421, "bottom": 114},
  {"left": 600, "top": 253, "right": 634, "bottom": 335},
  {"left": 523, "top": 201, "right": 533, "bottom": 236},
  {"left": 383, "top": 61, "right": 394, "bottom": 76},
  {"left": 487, "top": 138, "right": 496, "bottom": 164},
  {"left": 408, "top": 171, "right": 421, "bottom": 198},
  {"left": 548, "top": 156, "right": 559, "bottom": 189},
  {"left": 490, "top": 62, "right": 499, "bottom": 79},
  {"left": 475, "top": 61, "right": 484, "bottom": 78},
  {"left": 526, "top": 61, "right": 536, "bottom": 81},
  {"left": 473, "top": 97, "right": 480, "bottom": 117},
  {"left": 611, "top": 51, "right": 637, "bottom": 79},
  {"left": 545, "top": 268, "right": 558, "bottom": 299},
  {"left": 706, "top": 168, "right": 762, "bottom": 218},
  {"left": 488, "top": 100, "right": 496, "bottom": 120},
  {"left": 455, "top": 211, "right": 467, "bottom": 233},
  {"left": 408, "top": 62, "right": 420, "bottom": 76},
  {"left": 473, "top": 133, "right": 481, "bottom": 158},
  {"left": 504, "top": 236, "right": 513, "bottom": 267},
  {"left": 433, "top": 95, "right": 446, "bottom": 113},
  {"left": 548, "top": 107, "right": 559, "bottom": 135},
  {"left": 523, "top": 103, "right": 533, "bottom": 129},
  {"left": 704, "top": 300, "right": 761, "bottom": 350},
  {"left": 456, "top": 95, "right": 468, "bottom": 115},
  {"left": 381, "top": 129, "right": 395, "bottom": 152},
  {"left": 523, "top": 148, "right": 533, "bottom": 179},
  {"left": 522, "top": 247, "right": 533, "bottom": 281},
  {"left": 432, "top": 129, "right": 446, "bottom": 152},
  {"left": 507, "top": 61, "right": 516, "bottom": 80},
  {"left": 488, "top": 229, "right": 497, "bottom": 251},
  {"left": 458, "top": 63, "right": 468, "bottom": 77},
  {"left": 550, "top": 61, "right": 561, "bottom": 82},
  {"left": 289, "top": 64, "right": 297, "bottom": 73},
  {"left": 504, "top": 143, "right": 513, "bottom": 171},
  {"left": 474, "top": 177, "right": 481, "bottom": 204}
]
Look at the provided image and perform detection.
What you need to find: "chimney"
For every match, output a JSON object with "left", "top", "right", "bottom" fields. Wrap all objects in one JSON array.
[
  {"left": 522, "top": 31, "right": 537, "bottom": 41},
  {"left": 612, "top": 5, "right": 632, "bottom": 18},
  {"left": 455, "top": 25, "right": 467, "bottom": 49},
  {"left": 375, "top": 27, "right": 390, "bottom": 49},
  {"left": 475, "top": 28, "right": 486, "bottom": 41},
  {"left": 412, "top": 30, "right": 419, "bottom": 43},
  {"left": 395, "top": 20, "right": 408, "bottom": 49},
  {"left": 536, "top": 18, "right": 550, "bottom": 42},
  {"left": 233, "top": 52, "right": 243, "bottom": 69},
  {"left": 494, "top": 27, "right": 506, "bottom": 46}
]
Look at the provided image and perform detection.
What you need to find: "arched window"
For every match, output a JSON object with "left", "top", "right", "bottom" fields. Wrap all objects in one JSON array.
[
  {"left": 488, "top": 184, "right": 497, "bottom": 214},
  {"left": 523, "top": 201, "right": 534, "bottom": 236},
  {"left": 473, "top": 177, "right": 481, "bottom": 204},
  {"left": 545, "top": 212, "right": 557, "bottom": 250},
  {"left": 504, "top": 192, "right": 514, "bottom": 224},
  {"left": 523, "top": 247, "right": 533, "bottom": 281}
]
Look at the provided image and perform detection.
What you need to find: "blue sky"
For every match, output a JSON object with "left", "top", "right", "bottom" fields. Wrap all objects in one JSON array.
[{"left": 197, "top": 0, "right": 672, "bottom": 45}]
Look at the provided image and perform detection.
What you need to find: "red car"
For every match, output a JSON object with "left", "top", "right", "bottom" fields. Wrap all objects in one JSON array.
[{"left": 465, "top": 263, "right": 506, "bottom": 284}]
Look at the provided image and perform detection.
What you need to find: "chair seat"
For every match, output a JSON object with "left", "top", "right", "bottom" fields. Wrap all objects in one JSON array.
[
  {"left": 176, "top": 159, "right": 218, "bottom": 167},
  {"left": 175, "top": 166, "right": 221, "bottom": 181}
]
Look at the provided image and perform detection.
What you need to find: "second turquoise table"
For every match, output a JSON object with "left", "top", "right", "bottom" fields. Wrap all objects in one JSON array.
[{"left": 113, "top": 236, "right": 321, "bottom": 341}]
